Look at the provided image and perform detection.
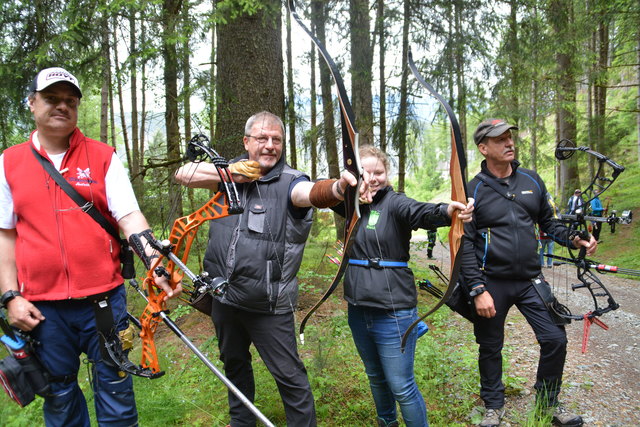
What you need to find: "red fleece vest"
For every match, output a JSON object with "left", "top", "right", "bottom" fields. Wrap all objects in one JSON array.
[{"left": 3, "top": 129, "right": 123, "bottom": 300}]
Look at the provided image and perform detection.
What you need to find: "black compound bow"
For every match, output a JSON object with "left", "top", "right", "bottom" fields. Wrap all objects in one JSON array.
[{"left": 545, "top": 140, "right": 634, "bottom": 350}]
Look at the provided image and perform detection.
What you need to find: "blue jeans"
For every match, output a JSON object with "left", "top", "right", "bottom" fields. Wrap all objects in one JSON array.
[
  {"left": 31, "top": 285, "right": 137, "bottom": 427},
  {"left": 539, "top": 239, "right": 554, "bottom": 267},
  {"left": 348, "top": 305, "right": 428, "bottom": 427}
]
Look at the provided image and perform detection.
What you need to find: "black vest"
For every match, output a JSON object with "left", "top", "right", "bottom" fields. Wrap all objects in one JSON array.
[{"left": 204, "top": 160, "right": 312, "bottom": 314}]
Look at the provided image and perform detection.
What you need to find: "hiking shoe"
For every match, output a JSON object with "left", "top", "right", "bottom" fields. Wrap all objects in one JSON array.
[
  {"left": 551, "top": 405, "right": 583, "bottom": 426},
  {"left": 479, "top": 407, "right": 504, "bottom": 427},
  {"left": 376, "top": 418, "right": 399, "bottom": 427}
]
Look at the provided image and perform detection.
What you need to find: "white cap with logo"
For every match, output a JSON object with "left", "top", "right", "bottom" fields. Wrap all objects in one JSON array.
[{"left": 29, "top": 67, "right": 82, "bottom": 98}]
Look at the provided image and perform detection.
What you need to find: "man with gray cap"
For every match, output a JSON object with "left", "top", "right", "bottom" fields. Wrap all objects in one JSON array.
[
  {"left": 0, "top": 67, "right": 179, "bottom": 426},
  {"left": 460, "top": 118, "right": 596, "bottom": 426}
]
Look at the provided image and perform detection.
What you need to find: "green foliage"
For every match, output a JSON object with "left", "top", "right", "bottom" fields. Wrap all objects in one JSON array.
[
  {"left": 168, "top": 303, "right": 195, "bottom": 321},
  {"left": 402, "top": 125, "right": 448, "bottom": 201},
  {"left": 595, "top": 161, "right": 640, "bottom": 272},
  {"left": 214, "top": 0, "right": 270, "bottom": 25}
]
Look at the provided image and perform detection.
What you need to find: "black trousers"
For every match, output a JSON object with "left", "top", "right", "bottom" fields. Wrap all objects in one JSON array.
[
  {"left": 473, "top": 277, "right": 568, "bottom": 409},
  {"left": 211, "top": 298, "right": 316, "bottom": 427}
]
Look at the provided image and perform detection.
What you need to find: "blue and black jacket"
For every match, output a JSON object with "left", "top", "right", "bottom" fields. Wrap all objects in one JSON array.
[{"left": 460, "top": 160, "right": 575, "bottom": 288}]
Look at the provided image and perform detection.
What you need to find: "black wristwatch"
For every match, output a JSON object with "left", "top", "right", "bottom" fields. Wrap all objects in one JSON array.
[
  {"left": 469, "top": 286, "right": 486, "bottom": 298},
  {"left": 0, "top": 290, "right": 22, "bottom": 308}
]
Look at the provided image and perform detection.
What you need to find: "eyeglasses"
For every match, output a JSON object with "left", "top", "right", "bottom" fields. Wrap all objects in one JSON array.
[{"left": 246, "top": 134, "right": 282, "bottom": 146}]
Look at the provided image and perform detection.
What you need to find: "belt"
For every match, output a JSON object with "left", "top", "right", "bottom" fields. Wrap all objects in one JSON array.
[{"left": 348, "top": 258, "right": 408, "bottom": 269}]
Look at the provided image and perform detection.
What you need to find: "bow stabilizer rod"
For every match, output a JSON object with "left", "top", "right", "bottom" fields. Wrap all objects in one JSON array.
[{"left": 129, "top": 279, "right": 274, "bottom": 427}]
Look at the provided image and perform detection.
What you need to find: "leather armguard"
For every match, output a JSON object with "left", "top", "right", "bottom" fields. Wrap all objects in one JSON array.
[
  {"left": 128, "top": 229, "right": 158, "bottom": 270},
  {"left": 309, "top": 179, "right": 340, "bottom": 208}
]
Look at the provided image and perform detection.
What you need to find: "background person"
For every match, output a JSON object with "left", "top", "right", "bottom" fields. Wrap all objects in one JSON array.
[
  {"left": 538, "top": 230, "right": 554, "bottom": 268},
  {"left": 566, "top": 189, "right": 584, "bottom": 215},
  {"left": 426, "top": 228, "right": 437, "bottom": 259},
  {"left": 590, "top": 189, "right": 604, "bottom": 241}
]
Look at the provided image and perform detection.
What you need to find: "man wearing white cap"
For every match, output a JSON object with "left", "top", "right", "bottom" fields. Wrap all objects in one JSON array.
[
  {"left": 461, "top": 118, "right": 596, "bottom": 427},
  {"left": 0, "top": 67, "right": 179, "bottom": 426}
]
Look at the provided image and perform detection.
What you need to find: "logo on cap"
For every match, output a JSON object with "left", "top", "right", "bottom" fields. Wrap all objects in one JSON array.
[{"left": 44, "top": 70, "right": 77, "bottom": 85}]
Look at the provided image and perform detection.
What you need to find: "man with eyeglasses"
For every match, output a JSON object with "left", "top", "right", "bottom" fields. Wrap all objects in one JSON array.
[
  {"left": 0, "top": 67, "right": 178, "bottom": 426},
  {"left": 175, "top": 111, "right": 367, "bottom": 426},
  {"left": 461, "top": 118, "right": 595, "bottom": 427}
]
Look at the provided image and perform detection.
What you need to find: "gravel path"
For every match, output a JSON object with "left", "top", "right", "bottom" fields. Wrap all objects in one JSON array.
[{"left": 502, "top": 263, "right": 640, "bottom": 426}]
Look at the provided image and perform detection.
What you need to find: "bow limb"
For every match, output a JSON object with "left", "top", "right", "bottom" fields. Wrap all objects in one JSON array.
[
  {"left": 289, "top": 0, "right": 362, "bottom": 343},
  {"left": 554, "top": 139, "right": 625, "bottom": 207},
  {"left": 137, "top": 192, "right": 238, "bottom": 374},
  {"left": 401, "top": 48, "right": 469, "bottom": 350}
]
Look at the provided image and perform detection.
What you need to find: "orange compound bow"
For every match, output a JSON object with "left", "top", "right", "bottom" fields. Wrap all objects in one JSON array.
[
  {"left": 127, "top": 135, "right": 276, "bottom": 426},
  {"left": 133, "top": 134, "right": 243, "bottom": 375}
]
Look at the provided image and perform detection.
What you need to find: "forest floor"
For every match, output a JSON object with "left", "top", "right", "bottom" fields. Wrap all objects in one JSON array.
[
  {"left": 417, "top": 236, "right": 640, "bottom": 427},
  {"left": 163, "top": 235, "right": 640, "bottom": 426}
]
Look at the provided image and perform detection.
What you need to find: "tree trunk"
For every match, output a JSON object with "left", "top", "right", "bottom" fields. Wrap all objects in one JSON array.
[
  {"left": 454, "top": 0, "right": 468, "bottom": 154},
  {"left": 130, "top": 9, "right": 142, "bottom": 196},
  {"left": 594, "top": 19, "right": 609, "bottom": 153},
  {"left": 163, "top": 0, "right": 183, "bottom": 218},
  {"left": 637, "top": 17, "right": 640, "bottom": 164},
  {"left": 182, "top": 1, "right": 192, "bottom": 143},
  {"left": 530, "top": 78, "right": 538, "bottom": 172},
  {"left": 139, "top": 19, "right": 147, "bottom": 187},
  {"left": 312, "top": 0, "right": 339, "bottom": 180},
  {"left": 100, "top": 8, "right": 109, "bottom": 144},
  {"left": 550, "top": 0, "right": 579, "bottom": 205},
  {"left": 113, "top": 21, "right": 131, "bottom": 168},
  {"left": 215, "top": 0, "right": 284, "bottom": 159},
  {"left": 350, "top": 0, "right": 374, "bottom": 146},
  {"left": 375, "top": 0, "right": 387, "bottom": 152},
  {"left": 506, "top": 0, "right": 519, "bottom": 159},
  {"left": 310, "top": 19, "right": 318, "bottom": 180},
  {"left": 396, "top": 0, "right": 410, "bottom": 193},
  {"left": 587, "top": 27, "right": 595, "bottom": 179},
  {"left": 209, "top": 2, "right": 216, "bottom": 142},
  {"left": 130, "top": 12, "right": 140, "bottom": 162},
  {"left": 286, "top": 7, "right": 298, "bottom": 168},
  {"left": 312, "top": 0, "right": 342, "bottom": 239}
]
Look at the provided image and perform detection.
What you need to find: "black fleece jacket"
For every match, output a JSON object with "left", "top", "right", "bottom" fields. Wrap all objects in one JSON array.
[
  {"left": 337, "top": 186, "right": 450, "bottom": 310},
  {"left": 460, "top": 160, "right": 576, "bottom": 289}
]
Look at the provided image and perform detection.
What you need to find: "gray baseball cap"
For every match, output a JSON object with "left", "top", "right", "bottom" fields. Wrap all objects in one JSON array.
[{"left": 473, "top": 118, "right": 518, "bottom": 145}]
